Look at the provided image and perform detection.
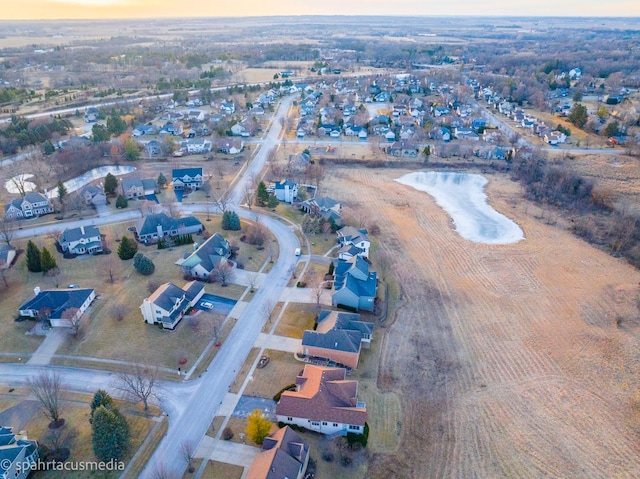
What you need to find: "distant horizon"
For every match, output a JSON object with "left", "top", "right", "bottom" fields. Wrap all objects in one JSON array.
[{"left": 5, "top": 0, "right": 640, "bottom": 21}]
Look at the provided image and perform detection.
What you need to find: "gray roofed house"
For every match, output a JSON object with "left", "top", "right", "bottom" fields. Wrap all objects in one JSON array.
[
  {"left": 4, "top": 192, "right": 53, "bottom": 220},
  {"left": 172, "top": 168, "right": 203, "bottom": 190},
  {"left": 301, "top": 309, "right": 374, "bottom": 369},
  {"left": 336, "top": 226, "right": 371, "bottom": 258},
  {"left": 135, "top": 213, "right": 203, "bottom": 244},
  {"left": 0, "top": 426, "right": 38, "bottom": 479},
  {"left": 331, "top": 257, "right": 377, "bottom": 312},
  {"left": 121, "top": 177, "right": 158, "bottom": 200},
  {"left": 79, "top": 185, "right": 107, "bottom": 206},
  {"left": 140, "top": 281, "right": 205, "bottom": 330},
  {"left": 300, "top": 196, "right": 342, "bottom": 226},
  {"left": 274, "top": 179, "right": 298, "bottom": 204},
  {"left": 246, "top": 426, "right": 310, "bottom": 479},
  {"left": 179, "top": 233, "right": 231, "bottom": 279},
  {"left": 58, "top": 225, "right": 103, "bottom": 255},
  {"left": 18, "top": 287, "right": 96, "bottom": 328}
]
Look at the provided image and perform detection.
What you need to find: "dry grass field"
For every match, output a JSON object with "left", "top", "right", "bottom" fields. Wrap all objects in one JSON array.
[
  {"left": 198, "top": 460, "right": 244, "bottom": 479},
  {"left": 317, "top": 165, "right": 640, "bottom": 478},
  {"left": 274, "top": 302, "right": 317, "bottom": 339}
]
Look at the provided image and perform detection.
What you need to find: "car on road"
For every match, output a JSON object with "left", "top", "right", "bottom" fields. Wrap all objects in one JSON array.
[
  {"left": 200, "top": 301, "right": 214, "bottom": 309},
  {"left": 67, "top": 284, "right": 79, "bottom": 288},
  {"left": 295, "top": 248, "right": 301, "bottom": 256}
]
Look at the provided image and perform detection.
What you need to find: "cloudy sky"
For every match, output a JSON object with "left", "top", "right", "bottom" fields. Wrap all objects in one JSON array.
[{"left": 5, "top": 0, "right": 640, "bottom": 20}]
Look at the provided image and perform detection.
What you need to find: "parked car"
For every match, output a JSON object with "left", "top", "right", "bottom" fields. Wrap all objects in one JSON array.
[{"left": 201, "top": 301, "right": 213, "bottom": 309}]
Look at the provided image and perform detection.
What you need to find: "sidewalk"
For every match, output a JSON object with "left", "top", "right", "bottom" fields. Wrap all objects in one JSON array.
[
  {"left": 253, "top": 333, "right": 300, "bottom": 353},
  {"left": 194, "top": 436, "right": 259, "bottom": 479}
]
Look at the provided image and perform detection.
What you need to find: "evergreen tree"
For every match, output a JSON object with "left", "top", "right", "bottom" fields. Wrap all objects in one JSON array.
[
  {"left": 106, "top": 112, "right": 127, "bottom": 136},
  {"left": 115, "top": 195, "right": 128, "bottom": 209},
  {"left": 42, "top": 140, "right": 55, "bottom": 155},
  {"left": 91, "top": 405, "right": 130, "bottom": 461},
  {"left": 267, "top": 194, "right": 279, "bottom": 209},
  {"left": 256, "top": 182, "right": 269, "bottom": 207},
  {"left": 568, "top": 103, "right": 588, "bottom": 128},
  {"left": 92, "top": 123, "right": 110, "bottom": 142},
  {"left": 104, "top": 173, "right": 118, "bottom": 196},
  {"left": 90, "top": 390, "right": 115, "bottom": 424},
  {"left": 222, "top": 210, "right": 241, "bottom": 231},
  {"left": 57, "top": 181, "right": 67, "bottom": 203},
  {"left": 40, "top": 247, "right": 58, "bottom": 273},
  {"left": 26, "top": 240, "right": 42, "bottom": 272},
  {"left": 117, "top": 236, "right": 137, "bottom": 260},
  {"left": 133, "top": 252, "right": 155, "bottom": 275},
  {"left": 157, "top": 173, "right": 167, "bottom": 188}
]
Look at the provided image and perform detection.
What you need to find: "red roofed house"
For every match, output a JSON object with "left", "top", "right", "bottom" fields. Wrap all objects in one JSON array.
[
  {"left": 246, "top": 426, "right": 310, "bottom": 479},
  {"left": 275, "top": 365, "right": 367, "bottom": 436}
]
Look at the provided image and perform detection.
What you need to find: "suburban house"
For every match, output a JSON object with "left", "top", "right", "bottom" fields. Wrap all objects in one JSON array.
[
  {"left": 172, "top": 168, "right": 203, "bottom": 190},
  {"left": 217, "top": 139, "right": 244, "bottom": 155},
  {"left": 184, "top": 138, "right": 212, "bottom": 154},
  {"left": 274, "top": 179, "right": 298, "bottom": 204},
  {"left": 0, "top": 426, "right": 38, "bottom": 479},
  {"left": 331, "top": 256, "right": 378, "bottom": 312},
  {"left": 336, "top": 226, "right": 371, "bottom": 258},
  {"left": 121, "top": 177, "right": 158, "bottom": 200},
  {"left": 300, "top": 197, "right": 342, "bottom": 225},
  {"left": 388, "top": 141, "right": 418, "bottom": 158},
  {"left": 300, "top": 310, "right": 374, "bottom": 369},
  {"left": 4, "top": 192, "right": 54, "bottom": 220},
  {"left": 246, "top": 426, "right": 310, "bottom": 479},
  {"left": 79, "top": 185, "right": 107, "bottom": 206},
  {"left": 276, "top": 365, "right": 367, "bottom": 436},
  {"left": 135, "top": 213, "right": 203, "bottom": 244},
  {"left": 179, "top": 233, "right": 231, "bottom": 279},
  {"left": 18, "top": 287, "right": 96, "bottom": 328},
  {"left": 140, "top": 281, "right": 205, "bottom": 330},
  {"left": 58, "top": 225, "right": 103, "bottom": 255},
  {"left": 220, "top": 101, "right": 235, "bottom": 115},
  {"left": 0, "top": 245, "right": 16, "bottom": 269},
  {"left": 544, "top": 131, "right": 567, "bottom": 145}
]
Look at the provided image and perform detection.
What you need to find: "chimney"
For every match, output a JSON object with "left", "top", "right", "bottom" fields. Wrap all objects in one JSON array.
[
  {"left": 80, "top": 225, "right": 85, "bottom": 235},
  {"left": 34, "top": 286, "right": 41, "bottom": 296}
]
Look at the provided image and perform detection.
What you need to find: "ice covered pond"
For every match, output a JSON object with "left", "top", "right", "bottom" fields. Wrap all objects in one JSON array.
[
  {"left": 395, "top": 171, "right": 524, "bottom": 244},
  {"left": 45, "top": 165, "right": 136, "bottom": 199}
]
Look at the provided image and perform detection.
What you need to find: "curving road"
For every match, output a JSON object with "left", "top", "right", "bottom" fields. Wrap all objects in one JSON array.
[{"left": 0, "top": 95, "right": 301, "bottom": 478}]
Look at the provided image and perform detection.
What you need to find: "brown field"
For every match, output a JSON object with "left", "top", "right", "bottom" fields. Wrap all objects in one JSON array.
[
  {"left": 274, "top": 302, "right": 317, "bottom": 339},
  {"left": 241, "top": 349, "right": 304, "bottom": 399},
  {"left": 317, "top": 165, "right": 640, "bottom": 478},
  {"left": 199, "top": 460, "right": 244, "bottom": 479}
]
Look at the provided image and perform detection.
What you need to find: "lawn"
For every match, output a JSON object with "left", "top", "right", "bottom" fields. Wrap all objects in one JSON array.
[
  {"left": 22, "top": 396, "right": 160, "bottom": 479},
  {"left": 229, "top": 347, "right": 260, "bottom": 394},
  {"left": 274, "top": 303, "right": 317, "bottom": 339},
  {"left": 200, "top": 459, "right": 244, "bottom": 479},
  {"left": 241, "top": 349, "right": 304, "bottom": 399}
]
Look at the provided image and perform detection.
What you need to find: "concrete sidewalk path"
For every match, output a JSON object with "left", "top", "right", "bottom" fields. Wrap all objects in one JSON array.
[
  {"left": 253, "top": 333, "right": 300, "bottom": 353},
  {"left": 27, "top": 328, "right": 68, "bottom": 366}
]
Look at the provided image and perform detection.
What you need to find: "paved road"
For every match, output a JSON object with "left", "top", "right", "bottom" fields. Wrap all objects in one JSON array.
[{"left": 140, "top": 96, "right": 300, "bottom": 478}]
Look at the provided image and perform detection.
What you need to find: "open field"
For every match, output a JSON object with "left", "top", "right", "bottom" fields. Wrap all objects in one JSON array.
[{"left": 315, "top": 165, "right": 640, "bottom": 478}]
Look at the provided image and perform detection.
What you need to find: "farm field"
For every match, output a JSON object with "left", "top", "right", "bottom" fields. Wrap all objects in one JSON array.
[{"left": 318, "top": 165, "right": 640, "bottom": 478}]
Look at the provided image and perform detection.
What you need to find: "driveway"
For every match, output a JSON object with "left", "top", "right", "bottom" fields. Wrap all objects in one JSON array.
[
  {"left": 0, "top": 400, "right": 40, "bottom": 430},
  {"left": 196, "top": 294, "right": 237, "bottom": 316}
]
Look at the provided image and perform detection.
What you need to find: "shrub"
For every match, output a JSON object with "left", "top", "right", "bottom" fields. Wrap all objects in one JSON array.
[
  {"left": 346, "top": 422, "right": 369, "bottom": 448},
  {"left": 133, "top": 253, "right": 155, "bottom": 275},
  {"left": 115, "top": 195, "right": 128, "bottom": 209},
  {"left": 273, "top": 384, "right": 297, "bottom": 401},
  {"left": 296, "top": 281, "right": 307, "bottom": 288},
  {"left": 336, "top": 303, "right": 358, "bottom": 313},
  {"left": 222, "top": 426, "right": 234, "bottom": 441}
]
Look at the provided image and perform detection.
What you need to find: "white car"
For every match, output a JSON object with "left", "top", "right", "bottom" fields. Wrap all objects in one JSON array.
[{"left": 200, "top": 301, "right": 214, "bottom": 309}]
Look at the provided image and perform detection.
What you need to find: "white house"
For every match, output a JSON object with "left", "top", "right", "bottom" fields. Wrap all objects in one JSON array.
[
  {"left": 58, "top": 225, "right": 103, "bottom": 255},
  {"left": 336, "top": 226, "right": 371, "bottom": 258},
  {"left": 274, "top": 179, "right": 298, "bottom": 204},
  {"left": 18, "top": 287, "right": 96, "bottom": 328},
  {"left": 0, "top": 426, "right": 38, "bottom": 479},
  {"left": 172, "top": 168, "right": 203, "bottom": 190},
  {"left": 544, "top": 131, "right": 567, "bottom": 145},
  {"left": 276, "top": 365, "right": 367, "bottom": 436},
  {"left": 185, "top": 138, "right": 212, "bottom": 154},
  {"left": 140, "top": 281, "right": 204, "bottom": 330}
]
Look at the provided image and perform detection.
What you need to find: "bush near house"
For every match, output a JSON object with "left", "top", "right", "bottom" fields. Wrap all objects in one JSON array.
[{"left": 133, "top": 253, "right": 155, "bottom": 275}]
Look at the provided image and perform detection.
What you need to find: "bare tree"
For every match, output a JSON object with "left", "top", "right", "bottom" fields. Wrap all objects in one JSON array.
[
  {"left": 247, "top": 273, "right": 258, "bottom": 293},
  {"left": 211, "top": 187, "right": 231, "bottom": 213},
  {"left": 166, "top": 202, "right": 181, "bottom": 218},
  {"left": 0, "top": 218, "right": 16, "bottom": 247},
  {"left": 147, "top": 279, "right": 161, "bottom": 294},
  {"left": 0, "top": 260, "right": 11, "bottom": 289},
  {"left": 212, "top": 261, "right": 235, "bottom": 286},
  {"left": 61, "top": 308, "right": 81, "bottom": 338},
  {"left": 115, "top": 363, "right": 159, "bottom": 411},
  {"left": 150, "top": 462, "right": 179, "bottom": 479},
  {"left": 110, "top": 304, "right": 126, "bottom": 322},
  {"left": 181, "top": 440, "right": 196, "bottom": 473},
  {"left": 262, "top": 299, "right": 276, "bottom": 327},
  {"left": 28, "top": 370, "right": 64, "bottom": 427},
  {"left": 100, "top": 255, "right": 121, "bottom": 284},
  {"left": 311, "top": 282, "right": 324, "bottom": 310}
]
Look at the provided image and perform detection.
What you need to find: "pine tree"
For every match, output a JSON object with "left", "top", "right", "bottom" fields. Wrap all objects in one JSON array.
[
  {"left": 26, "top": 240, "right": 42, "bottom": 273},
  {"left": 222, "top": 210, "right": 241, "bottom": 231},
  {"left": 256, "top": 182, "right": 269, "bottom": 207},
  {"left": 91, "top": 405, "right": 130, "bottom": 461},
  {"left": 57, "top": 181, "right": 67, "bottom": 203},
  {"left": 104, "top": 173, "right": 118, "bottom": 196},
  {"left": 267, "top": 194, "right": 279, "bottom": 209},
  {"left": 115, "top": 195, "right": 128, "bottom": 209},
  {"left": 133, "top": 252, "right": 155, "bottom": 275},
  {"left": 117, "top": 236, "right": 137, "bottom": 260},
  {"left": 157, "top": 173, "right": 167, "bottom": 188},
  {"left": 40, "top": 247, "right": 58, "bottom": 273},
  {"left": 90, "top": 390, "right": 114, "bottom": 424}
]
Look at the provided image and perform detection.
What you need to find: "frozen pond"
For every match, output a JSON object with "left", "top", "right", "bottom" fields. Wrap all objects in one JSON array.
[
  {"left": 45, "top": 165, "right": 135, "bottom": 199},
  {"left": 395, "top": 171, "right": 524, "bottom": 244},
  {"left": 5, "top": 174, "right": 36, "bottom": 194}
]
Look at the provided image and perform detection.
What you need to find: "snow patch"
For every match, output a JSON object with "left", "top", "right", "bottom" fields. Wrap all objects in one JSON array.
[
  {"left": 5, "top": 174, "right": 37, "bottom": 194},
  {"left": 395, "top": 171, "right": 524, "bottom": 245}
]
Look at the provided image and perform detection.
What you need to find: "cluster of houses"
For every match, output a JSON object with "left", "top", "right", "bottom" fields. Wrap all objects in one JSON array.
[{"left": 0, "top": 426, "right": 39, "bottom": 479}]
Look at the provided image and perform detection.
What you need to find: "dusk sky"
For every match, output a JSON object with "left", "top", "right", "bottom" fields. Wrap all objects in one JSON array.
[{"left": 5, "top": 0, "right": 640, "bottom": 20}]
